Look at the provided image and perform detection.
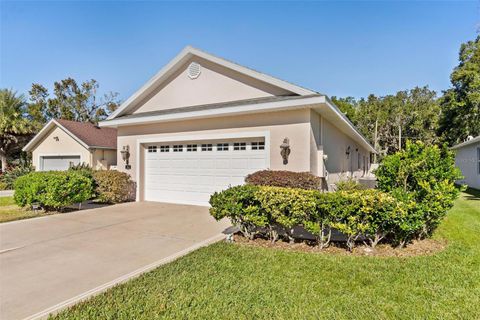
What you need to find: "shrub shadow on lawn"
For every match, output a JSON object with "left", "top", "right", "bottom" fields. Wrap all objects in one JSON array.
[{"left": 464, "top": 187, "right": 480, "bottom": 200}]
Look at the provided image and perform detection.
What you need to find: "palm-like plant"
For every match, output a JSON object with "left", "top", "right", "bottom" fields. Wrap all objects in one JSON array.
[{"left": 0, "top": 89, "right": 35, "bottom": 172}]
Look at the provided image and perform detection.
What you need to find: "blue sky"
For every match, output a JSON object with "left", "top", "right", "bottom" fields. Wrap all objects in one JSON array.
[{"left": 1, "top": 1, "right": 478, "bottom": 101}]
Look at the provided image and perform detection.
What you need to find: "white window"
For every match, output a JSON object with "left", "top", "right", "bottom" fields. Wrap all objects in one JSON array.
[
  {"left": 201, "top": 144, "right": 213, "bottom": 151},
  {"left": 251, "top": 141, "right": 265, "bottom": 150},
  {"left": 148, "top": 146, "right": 157, "bottom": 153},
  {"left": 187, "top": 144, "right": 198, "bottom": 152},
  {"left": 173, "top": 145, "right": 183, "bottom": 152},
  {"left": 217, "top": 143, "right": 229, "bottom": 151},
  {"left": 233, "top": 142, "right": 246, "bottom": 151},
  {"left": 160, "top": 146, "right": 169, "bottom": 153}
]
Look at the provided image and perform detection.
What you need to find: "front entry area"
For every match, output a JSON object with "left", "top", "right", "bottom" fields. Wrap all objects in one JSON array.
[{"left": 144, "top": 138, "right": 268, "bottom": 205}]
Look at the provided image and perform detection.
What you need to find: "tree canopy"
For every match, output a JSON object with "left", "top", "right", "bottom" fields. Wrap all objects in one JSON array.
[
  {"left": 0, "top": 89, "right": 37, "bottom": 171},
  {"left": 28, "top": 78, "right": 120, "bottom": 125},
  {"left": 438, "top": 36, "right": 480, "bottom": 145}
]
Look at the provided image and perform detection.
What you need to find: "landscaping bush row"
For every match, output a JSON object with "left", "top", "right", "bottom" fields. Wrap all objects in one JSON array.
[
  {"left": 14, "top": 168, "right": 135, "bottom": 211},
  {"left": 210, "top": 185, "right": 407, "bottom": 250}
]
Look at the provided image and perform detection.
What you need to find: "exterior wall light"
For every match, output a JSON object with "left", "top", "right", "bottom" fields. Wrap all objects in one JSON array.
[
  {"left": 346, "top": 146, "right": 351, "bottom": 159},
  {"left": 280, "top": 138, "right": 291, "bottom": 165},
  {"left": 121, "top": 145, "right": 131, "bottom": 169}
]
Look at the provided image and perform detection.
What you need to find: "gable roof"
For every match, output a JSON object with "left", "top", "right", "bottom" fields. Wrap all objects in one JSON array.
[
  {"left": 107, "top": 46, "right": 317, "bottom": 120},
  {"left": 451, "top": 135, "right": 480, "bottom": 150},
  {"left": 23, "top": 119, "right": 117, "bottom": 152}
]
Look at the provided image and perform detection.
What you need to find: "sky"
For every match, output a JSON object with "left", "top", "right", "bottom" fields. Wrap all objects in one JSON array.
[{"left": 0, "top": 1, "right": 478, "bottom": 101}]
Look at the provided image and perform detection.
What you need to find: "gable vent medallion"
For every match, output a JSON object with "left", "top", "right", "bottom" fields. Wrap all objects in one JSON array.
[{"left": 187, "top": 62, "right": 201, "bottom": 79}]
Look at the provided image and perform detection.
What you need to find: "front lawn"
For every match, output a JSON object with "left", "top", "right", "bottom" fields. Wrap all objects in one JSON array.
[
  {"left": 0, "top": 196, "right": 51, "bottom": 223},
  {"left": 51, "top": 190, "right": 479, "bottom": 319}
]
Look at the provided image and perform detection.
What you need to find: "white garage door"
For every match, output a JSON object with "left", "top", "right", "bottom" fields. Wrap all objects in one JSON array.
[
  {"left": 41, "top": 156, "right": 81, "bottom": 171},
  {"left": 144, "top": 139, "right": 268, "bottom": 205}
]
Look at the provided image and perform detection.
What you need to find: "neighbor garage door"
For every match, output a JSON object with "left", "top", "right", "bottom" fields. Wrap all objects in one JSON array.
[
  {"left": 41, "top": 156, "right": 81, "bottom": 171},
  {"left": 144, "top": 138, "right": 268, "bottom": 205}
]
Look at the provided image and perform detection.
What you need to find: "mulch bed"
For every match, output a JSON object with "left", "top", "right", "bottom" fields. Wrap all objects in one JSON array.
[{"left": 232, "top": 233, "right": 447, "bottom": 257}]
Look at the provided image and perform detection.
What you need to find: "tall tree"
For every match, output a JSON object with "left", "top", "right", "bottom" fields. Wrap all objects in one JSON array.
[
  {"left": 439, "top": 36, "right": 480, "bottom": 145},
  {"left": 331, "top": 96, "right": 358, "bottom": 124},
  {"left": 352, "top": 87, "right": 440, "bottom": 156},
  {"left": 28, "top": 78, "right": 120, "bottom": 124},
  {"left": 0, "top": 89, "right": 36, "bottom": 171}
]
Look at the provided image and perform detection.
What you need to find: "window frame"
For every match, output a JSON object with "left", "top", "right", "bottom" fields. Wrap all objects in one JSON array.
[
  {"left": 233, "top": 142, "right": 247, "bottom": 151},
  {"left": 148, "top": 146, "right": 157, "bottom": 153},
  {"left": 160, "top": 145, "right": 169, "bottom": 153},
  {"left": 173, "top": 145, "right": 184, "bottom": 152},
  {"left": 201, "top": 144, "right": 213, "bottom": 152},
  {"left": 217, "top": 143, "right": 229, "bottom": 151},
  {"left": 251, "top": 141, "right": 265, "bottom": 150},
  {"left": 186, "top": 144, "right": 198, "bottom": 152}
]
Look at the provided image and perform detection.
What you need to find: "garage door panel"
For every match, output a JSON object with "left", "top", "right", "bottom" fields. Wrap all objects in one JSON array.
[
  {"left": 144, "top": 139, "right": 267, "bottom": 205},
  {"left": 41, "top": 156, "right": 81, "bottom": 171}
]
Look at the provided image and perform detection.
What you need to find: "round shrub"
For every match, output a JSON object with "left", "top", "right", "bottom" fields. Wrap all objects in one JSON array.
[
  {"left": 93, "top": 170, "right": 135, "bottom": 204},
  {"left": 14, "top": 171, "right": 94, "bottom": 211},
  {"left": 245, "top": 170, "right": 322, "bottom": 190},
  {"left": 375, "top": 141, "right": 463, "bottom": 242}
]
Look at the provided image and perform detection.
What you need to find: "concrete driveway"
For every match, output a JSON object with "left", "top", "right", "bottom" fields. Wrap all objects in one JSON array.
[{"left": 0, "top": 202, "right": 229, "bottom": 320}]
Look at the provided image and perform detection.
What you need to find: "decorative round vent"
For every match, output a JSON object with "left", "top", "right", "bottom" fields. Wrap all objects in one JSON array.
[{"left": 187, "top": 62, "right": 201, "bottom": 79}]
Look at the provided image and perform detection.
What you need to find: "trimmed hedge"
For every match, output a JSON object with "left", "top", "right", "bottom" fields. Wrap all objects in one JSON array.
[
  {"left": 14, "top": 171, "right": 94, "bottom": 211},
  {"left": 93, "top": 170, "right": 135, "bottom": 204},
  {"left": 245, "top": 170, "right": 322, "bottom": 190},
  {"left": 210, "top": 185, "right": 406, "bottom": 250}
]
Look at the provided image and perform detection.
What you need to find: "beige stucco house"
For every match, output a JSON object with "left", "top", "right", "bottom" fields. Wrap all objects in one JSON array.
[
  {"left": 100, "top": 46, "right": 376, "bottom": 205},
  {"left": 452, "top": 135, "right": 480, "bottom": 190},
  {"left": 23, "top": 119, "right": 117, "bottom": 171}
]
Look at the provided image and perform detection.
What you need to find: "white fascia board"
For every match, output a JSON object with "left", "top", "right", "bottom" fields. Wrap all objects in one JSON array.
[
  {"left": 322, "top": 98, "right": 377, "bottom": 154},
  {"left": 451, "top": 135, "right": 480, "bottom": 150},
  {"left": 23, "top": 119, "right": 90, "bottom": 152},
  {"left": 100, "top": 96, "right": 325, "bottom": 128},
  {"left": 107, "top": 46, "right": 316, "bottom": 120}
]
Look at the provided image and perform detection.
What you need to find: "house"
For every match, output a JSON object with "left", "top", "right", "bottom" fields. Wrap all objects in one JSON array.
[
  {"left": 100, "top": 46, "right": 376, "bottom": 205},
  {"left": 23, "top": 119, "right": 117, "bottom": 171},
  {"left": 452, "top": 135, "right": 480, "bottom": 190}
]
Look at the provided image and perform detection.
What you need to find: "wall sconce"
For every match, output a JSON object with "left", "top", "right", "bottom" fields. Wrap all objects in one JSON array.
[
  {"left": 53, "top": 136, "right": 59, "bottom": 141},
  {"left": 120, "top": 145, "right": 131, "bottom": 169},
  {"left": 280, "top": 138, "right": 291, "bottom": 165},
  {"left": 346, "top": 146, "right": 351, "bottom": 159}
]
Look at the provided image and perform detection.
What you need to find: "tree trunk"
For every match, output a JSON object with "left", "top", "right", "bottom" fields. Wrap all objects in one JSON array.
[{"left": 0, "top": 150, "right": 7, "bottom": 172}]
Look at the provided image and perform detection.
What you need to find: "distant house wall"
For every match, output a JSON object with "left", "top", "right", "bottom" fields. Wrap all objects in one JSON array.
[
  {"left": 92, "top": 149, "right": 117, "bottom": 170},
  {"left": 31, "top": 126, "right": 91, "bottom": 170},
  {"left": 455, "top": 142, "right": 480, "bottom": 190}
]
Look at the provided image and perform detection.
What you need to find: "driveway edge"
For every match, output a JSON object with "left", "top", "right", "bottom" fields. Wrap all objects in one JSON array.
[{"left": 23, "top": 233, "right": 226, "bottom": 320}]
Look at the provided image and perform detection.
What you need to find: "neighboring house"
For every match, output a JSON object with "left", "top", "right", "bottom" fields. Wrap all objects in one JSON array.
[
  {"left": 100, "top": 46, "right": 376, "bottom": 205},
  {"left": 452, "top": 135, "right": 480, "bottom": 190},
  {"left": 23, "top": 119, "right": 117, "bottom": 171}
]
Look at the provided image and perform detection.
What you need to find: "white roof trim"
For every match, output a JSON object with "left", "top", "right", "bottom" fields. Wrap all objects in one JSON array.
[
  {"left": 451, "top": 135, "right": 480, "bottom": 149},
  {"left": 100, "top": 95, "right": 376, "bottom": 154},
  {"left": 22, "top": 119, "right": 90, "bottom": 152},
  {"left": 107, "top": 46, "right": 316, "bottom": 120}
]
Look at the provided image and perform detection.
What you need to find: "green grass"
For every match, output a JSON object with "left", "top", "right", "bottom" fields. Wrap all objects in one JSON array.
[
  {"left": 52, "top": 190, "right": 480, "bottom": 320},
  {"left": 0, "top": 196, "right": 50, "bottom": 223}
]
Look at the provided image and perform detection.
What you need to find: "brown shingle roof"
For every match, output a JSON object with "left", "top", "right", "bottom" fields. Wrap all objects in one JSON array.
[{"left": 56, "top": 119, "right": 117, "bottom": 149}]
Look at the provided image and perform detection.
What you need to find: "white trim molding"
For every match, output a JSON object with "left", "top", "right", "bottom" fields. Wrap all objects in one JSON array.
[{"left": 107, "top": 46, "right": 316, "bottom": 120}]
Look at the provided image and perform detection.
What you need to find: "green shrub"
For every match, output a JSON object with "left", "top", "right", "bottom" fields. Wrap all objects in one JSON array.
[
  {"left": 14, "top": 171, "right": 94, "bottom": 211},
  {"left": 255, "top": 186, "right": 318, "bottom": 242},
  {"left": 210, "top": 184, "right": 263, "bottom": 239},
  {"left": 245, "top": 170, "right": 322, "bottom": 190},
  {"left": 210, "top": 185, "right": 404, "bottom": 250},
  {"left": 93, "top": 170, "right": 135, "bottom": 204},
  {"left": 375, "top": 141, "right": 464, "bottom": 244},
  {"left": 0, "top": 163, "right": 34, "bottom": 190},
  {"left": 335, "top": 178, "right": 367, "bottom": 191}
]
